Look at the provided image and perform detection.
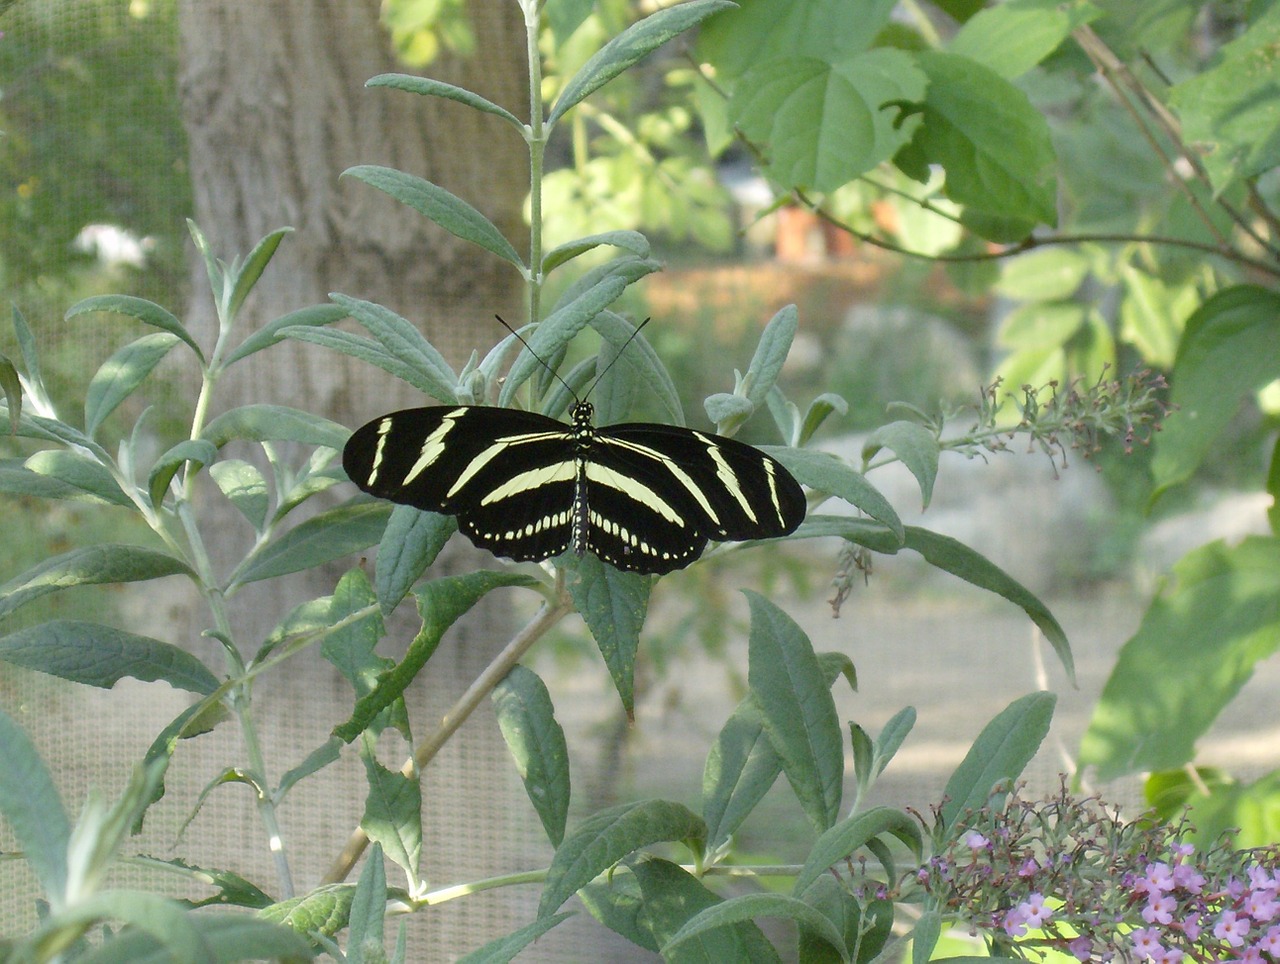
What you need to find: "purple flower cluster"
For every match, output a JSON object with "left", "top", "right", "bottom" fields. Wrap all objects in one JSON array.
[{"left": 912, "top": 783, "right": 1280, "bottom": 962}]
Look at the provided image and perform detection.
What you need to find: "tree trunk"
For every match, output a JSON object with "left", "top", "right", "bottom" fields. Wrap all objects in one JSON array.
[{"left": 175, "top": 2, "right": 540, "bottom": 955}]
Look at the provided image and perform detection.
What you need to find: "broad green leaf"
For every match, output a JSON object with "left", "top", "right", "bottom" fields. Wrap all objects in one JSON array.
[
  {"left": 743, "top": 305, "right": 797, "bottom": 411},
  {"left": 147, "top": 439, "right": 218, "bottom": 508},
  {"left": 912, "top": 909, "right": 942, "bottom": 964},
  {"left": 1168, "top": 6, "right": 1280, "bottom": 193},
  {"left": 367, "top": 73, "right": 522, "bottom": 127},
  {"left": 903, "top": 527, "right": 1073, "bottom": 683},
  {"left": 75, "top": 912, "right": 313, "bottom": 963},
  {"left": 548, "top": 0, "right": 736, "bottom": 125},
  {"left": 543, "top": 230, "right": 651, "bottom": 274},
  {"left": 208, "top": 459, "right": 270, "bottom": 531},
  {"left": 1079, "top": 536, "right": 1280, "bottom": 781},
  {"left": 0, "top": 545, "right": 192, "bottom": 623},
  {"left": 1118, "top": 266, "right": 1197, "bottom": 369},
  {"left": 799, "top": 879, "right": 892, "bottom": 964},
  {"left": 456, "top": 913, "right": 572, "bottom": 964},
  {"left": 624, "top": 857, "right": 782, "bottom": 963},
  {"left": 950, "top": 0, "right": 1101, "bottom": 79},
  {"left": 996, "top": 302, "right": 1087, "bottom": 351},
  {"left": 994, "top": 248, "right": 1091, "bottom": 302},
  {"left": 940, "top": 691, "right": 1057, "bottom": 835},
  {"left": 23, "top": 450, "right": 132, "bottom": 506},
  {"left": 1151, "top": 285, "right": 1280, "bottom": 500},
  {"left": 322, "top": 568, "right": 388, "bottom": 697},
  {"left": 342, "top": 166, "right": 523, "bottom": 268},
  {"left": 0, "top": 459, "right": 120, "bottom": 504},
  {"left": 223, "top": 303, "right": 348, "bottom": 367},
  {"left": 227, "top": 228, "right": 292, "bottom": 322},
  {"left": 375, "top": 506, "right": 456, "bottom": 615},
  {"left": 361, "top": 755, "right": 421, "bottom": 888},
  {"left": 702, "top": 697, "right": 782, "bottom": 854},
  {"left": 202, "top": 404, "right": 349, "bottom": 450},
  {"left": 539, "top": 799, "right": 706, "bottom": 917},
  {"left": 861, "top": 421, "right": 939, "bottom": 509},
  {"left": 566, "top": 555, "right": 651, "bottom": 717},
  {"left": 745, "top": 591, "right": 843, "bottom": 832},
  {"left": 0, "top": 350, "right": 22, "bottom": 432},
  {"left": 493, "top": 665, "right": 571, "bottom": 847},
  {"left": 664, "top": 893, "right": 845, "bottom": 960},
  {"left": 1270, "top": 436, "right": 1280, "bottom": 536},
  {"left": 911, "top": 52, "right": 1057, "bottom": 228},
  {"left": 24, "top": 892, "right": 216, "bottom": 963},
  {"left": 1162, "top": 770, "right": 1280, "bottom": 851},
  {"left": 793, "top": 807, "right": 922, "bottom": 895},
  {"left": 324, "top": 294, "right": 458, "bottom": 402},
  {"left": 763, "top": 448, "right": 903, "bottom": 542},
  {"left": 258, "top": 882, "right": 356, "bottom": 937},
  {"left": 499, "top": 274, "right": 629, "bottom": 406},
  {"left": 66, "top": 295, "right": 203, "bottom": 363},
  {"left": 333, "top": 571, "right": 534, "bottom": 742},
  {"left": 0, "top": 621, "right": 219, "bottom": 694},
  {"left": 591, "top": 311, "right": 684, "bottom": 426},
  {"left": 0, "top": 707, "right": 70, "bottom": 901},
  {"left": 580, "top": 870, "right": 656, "bottom": 951},
  {"left": 232, "top": 502, "right": 391, "bottom": 587},
  {"left": 698, "top": 0, "right": 897, "bottom": 81},
  {"left": 730, "top": 49, "right": 926, "bottom": 192}
]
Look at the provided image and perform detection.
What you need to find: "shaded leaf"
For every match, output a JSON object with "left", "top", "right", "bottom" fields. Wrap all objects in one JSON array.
[
  {"left": 361, "top": 755, "right": 421, "bottom": 887},
  {"left": 493, "top": 665, "right": 571, "bottom": 847},
  {"left": 148, "top": 439, "right": 218, "bottom": 508},
  {"left": 543, "top": 230, "right": 651, "bottom": 274},
  {"left": 664, "top": 893, "right": 845, "bottom": 960},
  {"left": 456, "top": 913, "right": 573, "bottom": 964},
  {"left": 950, "top": 0, "right": 1102, "bottom": 79},
  {"left": 223, "top": 303, "right": 348, "bottom": 367},
  {"left": 764, "top": 448, "right": 903, "bottom": 542},
  {"left": 66, "top": 295, "right": 204, "bottom": 363},
  {"left": 862, "top": 421, "right": 939, "bottom": 509},
  {"left": 232, "top": 502, "right": 391, "bottom": 587},
  {"left": 82, "top": 332, "right": 180, "bottom": 437},
  {"left": 202, "top": 404, "right": 349, "bottom": 450},
  {"left": 375, "top": 506, "right": 456, "bottom": 615},
  {"left": 227, "top": 228, "right": 292, "bottom": 322},
  {"left": 0, "top": 706, "right": 70, "bottom": 901},
  {"left": 0, "top": 545, "right": 192, "bottom": 623},
  {"left": 793, "top": 807, "right": 922, "bottom": 895},
  {"left": 208, "top": 459, "right": 270, "bottom": 531},
  {"left": 567, "top": 555, "right": 651, "bottom": 718},
  {"left": 23, "top": 450, "right": 132, "bottom": 506}
]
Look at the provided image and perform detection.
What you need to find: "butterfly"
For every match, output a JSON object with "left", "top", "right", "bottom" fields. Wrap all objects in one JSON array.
[{"left": 342, "top": 398, "right": 806, "bottom": 574}]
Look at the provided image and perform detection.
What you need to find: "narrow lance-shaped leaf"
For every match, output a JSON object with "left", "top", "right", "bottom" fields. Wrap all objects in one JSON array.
[
  {"left": 455, "top": 914, "right": 573, "bottom": 964},
  {"left": 201, "top": 404, "right": 350, "bottom": 450},
  {"left": 231, "top": 502, "right": 391, "bottom": 588},
  {"left": 0, "top": 545, "right": 193, "bottom": 623},
  {"left": 0, "top": 350, "right": 21, "bottom": 432},
  {"left": 361, "top": 753, "right": 421, "bottom": 891},
  {"left": 208, "top": 459, "right": 270, "bottom": 531},
  {"left": 11, "top": 305, "right": 49, "bottom": 410},
  {"left": 492, "top": 665, "right": 571, "bottom": 847},
  {"left": 543, "top": 230, "right": 651, "bottom": 274},
  {"left": 223, "top": 303, "right": 349, "bottom": 367},
  {"left": 147, "top": 439, "right": 218, "bottom": 508},
  {"left": 375, "top": 506, "right": 457, "bottom": 616},
  {"left": 743, "top": 305, "right": 797, "bottom": 410},
  {"left": 342, "top": 166, "right": 524, "bottom": 268},
  {"left": 24, "top": 450, "right": 132, "bottom": 507},
  {"left": 66, "top": 294, "right": 204, "bottom": 363},
  {"left": 367, "top": 73, "right": 522, "bottom": 127},
  {"left": 763, "top": 447, "right": 904, "bottom": 542},
  {"left": 792, "top": 806, "right": 922, "bottom": 895},
  {"left": 226, "top": 227, "right": 292, "bottom": 322},
  {"left": 663, "top": 893, "right": 846, "bottom": 960},
  {"left": 567, "top": 556, "right": 651, "bottom": 718},
  {"left": 0, "top": 707, "right": 70, "bottom": 902}
]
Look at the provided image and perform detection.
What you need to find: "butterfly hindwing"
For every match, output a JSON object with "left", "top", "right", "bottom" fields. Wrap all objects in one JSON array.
[{"left": 343, "top": 403, "right": 806, "bottom": 574}]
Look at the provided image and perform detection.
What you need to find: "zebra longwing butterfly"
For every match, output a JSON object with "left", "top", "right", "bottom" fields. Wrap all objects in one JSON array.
[{"left": 342, "top": 399, "right": 806, "bottom": 574}]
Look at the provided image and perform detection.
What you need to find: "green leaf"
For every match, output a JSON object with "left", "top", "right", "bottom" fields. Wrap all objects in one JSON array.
[
  {"left": 911, "top": 52, "right": 1057, "bottom": 228},
  {"left": 543, "top": 230, "right": 651, "bottom": 274},
  {"left": 1119, "top": 266, "right": 1197, "bottom": 369},
  {"left": 333, "top": 571, "right": 534, "bottom": 742},
  {"left": 232, "top": 502, "right": 391, "bottom": 588},
  {"left": 201, "top": 403, "right": 349, "bottom": 450},
  {"left": 493, "top": 665, "right": 571, "bottom": 847},
  {"left": 321, "top": 294, "right": 458, "bottom": 402},
  {"left": 1079, "top": 536, "right": 1280, "bottom": 781},
  {"left": 996, "top": 302, "right": 1087, "bottom": 351},
  {"left": 0, "top": 350, "right": 22, "bottom": 433},
  {"left": 861, "top": 421, "right": 939, "bottom": 509},
  {"left": 208, "top": 459, "right": 270, "bottom": 531},
  {"left": 1168, "top": 6, "right": 1280, "bottom": 193},
  {"left": 1164, "top": 770, "right": 1280, "bottom": 851},
  {"left": 258, "top": 882, "right": 356, "bottom": 937},
  {"left": 1151, "top": 285, "right": 1280, "bottom": 500},
  {"left": 698, "top": 0, "right": 897, "bottom": 81},
  {"left": 788, "top": 514, "right": 903, "bottom": 553},
  {"left": 223, "top": 303, "right": 349, "bottom": 367},
  {"left": 342, "top": 166, "right": 523, "bottom": 268},
  {"left": 797, "top": 392, "right": 847, "bottom": 447},
  {"left": 322, "top": 568, "right": 387, "bottom": 698},
  {"left": 131, "top": 855, "right": 274, "bottom": 910},
  {"left": 939, "top": 691, "right": 1057, "bottom": 835},
  {"left": 24, "top": 892, "right": 217, "bottom": 964},
  {"left": 763, "top": 448, "right": 903, "bottom": 543},
  {"left": 793, "top": 807, "right": 922, "bottom": 895},
  {"left": 745, "top": 591, "right": 843, "bottom": 832},
  {"left": 730, "top": 49, "right": 927, "bottom": 192},
  {"left": 799, "top": 881, "right": 892, "bottom": 964},
  {"left": 539, "top": 799, "right": 706, "bottom": 917},
  {"left": 227, "top": 228, "right": 292, "bottom": 322},
  {"left": 0, "top": 621, "right": 219, "bottom": 694},
  {"left": 455, "top": 913, "right": 572, "bottom": 964},
  {"left": 950, "top": 0, "right": 1101, "bottom": 79},
  {"left": 361, "top": 755, "right": 421, "bottom": 887},
  {"left": 702, "top": 697, "right": 782, "bottom": 854},
  {"left": 0, "top": 545, "right": 192, "bottom": 623},
  {"left": 705, "top": 393, "right": 754, "bottom": 430},
  {"left": 147, "top": 439, "right": 218, "bottom": 508},
  {"left": 367, "top": 72, "right": 522, "bottom": 126},
  {"left": 10, "top": 305, "right": 48, "bottom": 409},
  {"left": 548, "top": 0, "right": 736, "bottom": 126},
  {"left": 375, "top": 506, "right": 456, "bottom": 615},
  {"left": 567, "top": 555, "right": 652, "bottom": 718},
  {"left": 903, "top": 527, "right": 1073, "bottom": 683},
  {"left": 0, "top": 706, "right": 70, "bottom": 901},
  {"left": 664, "top": 893, "right": 846, "bottom": 960},
  {"left": 912, "top": 909, "right": 942, "bottom": 964},
  {"left": 66, "top": 295, "right": 204, "bottom": 363},
  {"left": 23, "top": 450, "right": 132, "bottom": 506},
  {"left": 275, "top": 737, "right": 343, "bottom": 804},
  {"left": 0, "top": 459, "right": 121, "bottom": 504},
  {"left": 743, "top": 305, "right": 797, "bottom": 411},
  {"left": 591, "top": 311, "right": 684, "bottom": 426},
  {"left": 994, "top": 247, "right": 1091, "bottom": 302},
  {"left": 77, "top": 912, "right": 314, "bottom": 963}
]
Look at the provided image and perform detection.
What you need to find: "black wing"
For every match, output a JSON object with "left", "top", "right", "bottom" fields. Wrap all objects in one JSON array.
[
  {"left": 342, "top": 406, "right": 579, "bottom": 563},
  {"left": 581, "top": 422, "right": 806, "bottom": 573}
]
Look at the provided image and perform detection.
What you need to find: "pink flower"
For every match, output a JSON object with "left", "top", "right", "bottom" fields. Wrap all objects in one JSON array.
[
  {"left": 1020, "top": 892, "right": 1051, "bottom": 928},
  {"left": 1181, "top": 911, "right": 1202, "bottom": 941},
  {"left": 1142, "top": 893, "right": 1176, "bottom": 925},
  {"left": 1068, "top": 935, "right": 1092, "bottom": 961},
  {"left": 1018, "top": 857, "right": 1039, "bottom": 877},
  {"left": 1002, "top": 905, "right": 1028, "bottom": 938},
  {"left": 1130, "top": 926, "right": 1165, "bottom": 959},
  {"left": 1171, "top": 862, "right": 1205, "bottom": 893},
  {"left": 1244, "top": 887, "right": 1278, "bottom": 922},
  {"left": 1213, "top": 909, "right": 1251, "bottom": 947},
  {"left": 1259, "top": 923, "right": 1280, "bottom": 953},
  {"left": 1141, "top": 862, "right": 1174, "bottom": 896},
  {"left": 964, "top": 831, "right": 989, "bottom": 851}
]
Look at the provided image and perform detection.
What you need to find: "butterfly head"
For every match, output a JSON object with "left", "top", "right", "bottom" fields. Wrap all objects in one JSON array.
[{"left": 571, "top": 400, "right": 595, "bottom": 429}]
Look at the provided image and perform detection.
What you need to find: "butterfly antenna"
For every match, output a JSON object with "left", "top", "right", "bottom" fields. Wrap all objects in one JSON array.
[
  {"left": 495, "top": 315, "right": 579, "bottom": 403},
  {"left": 582, "top": 317, "right": 652, "bottom": 401}
]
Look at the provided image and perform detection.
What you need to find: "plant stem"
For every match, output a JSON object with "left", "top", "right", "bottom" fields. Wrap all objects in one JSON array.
[{"left": 523, "top": 0, "right": 545, "bottom": 327}]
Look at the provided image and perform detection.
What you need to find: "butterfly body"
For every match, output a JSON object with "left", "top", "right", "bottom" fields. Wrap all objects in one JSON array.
[{"left": 343, "top": 401, "right": 805, "bottom": 574}]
